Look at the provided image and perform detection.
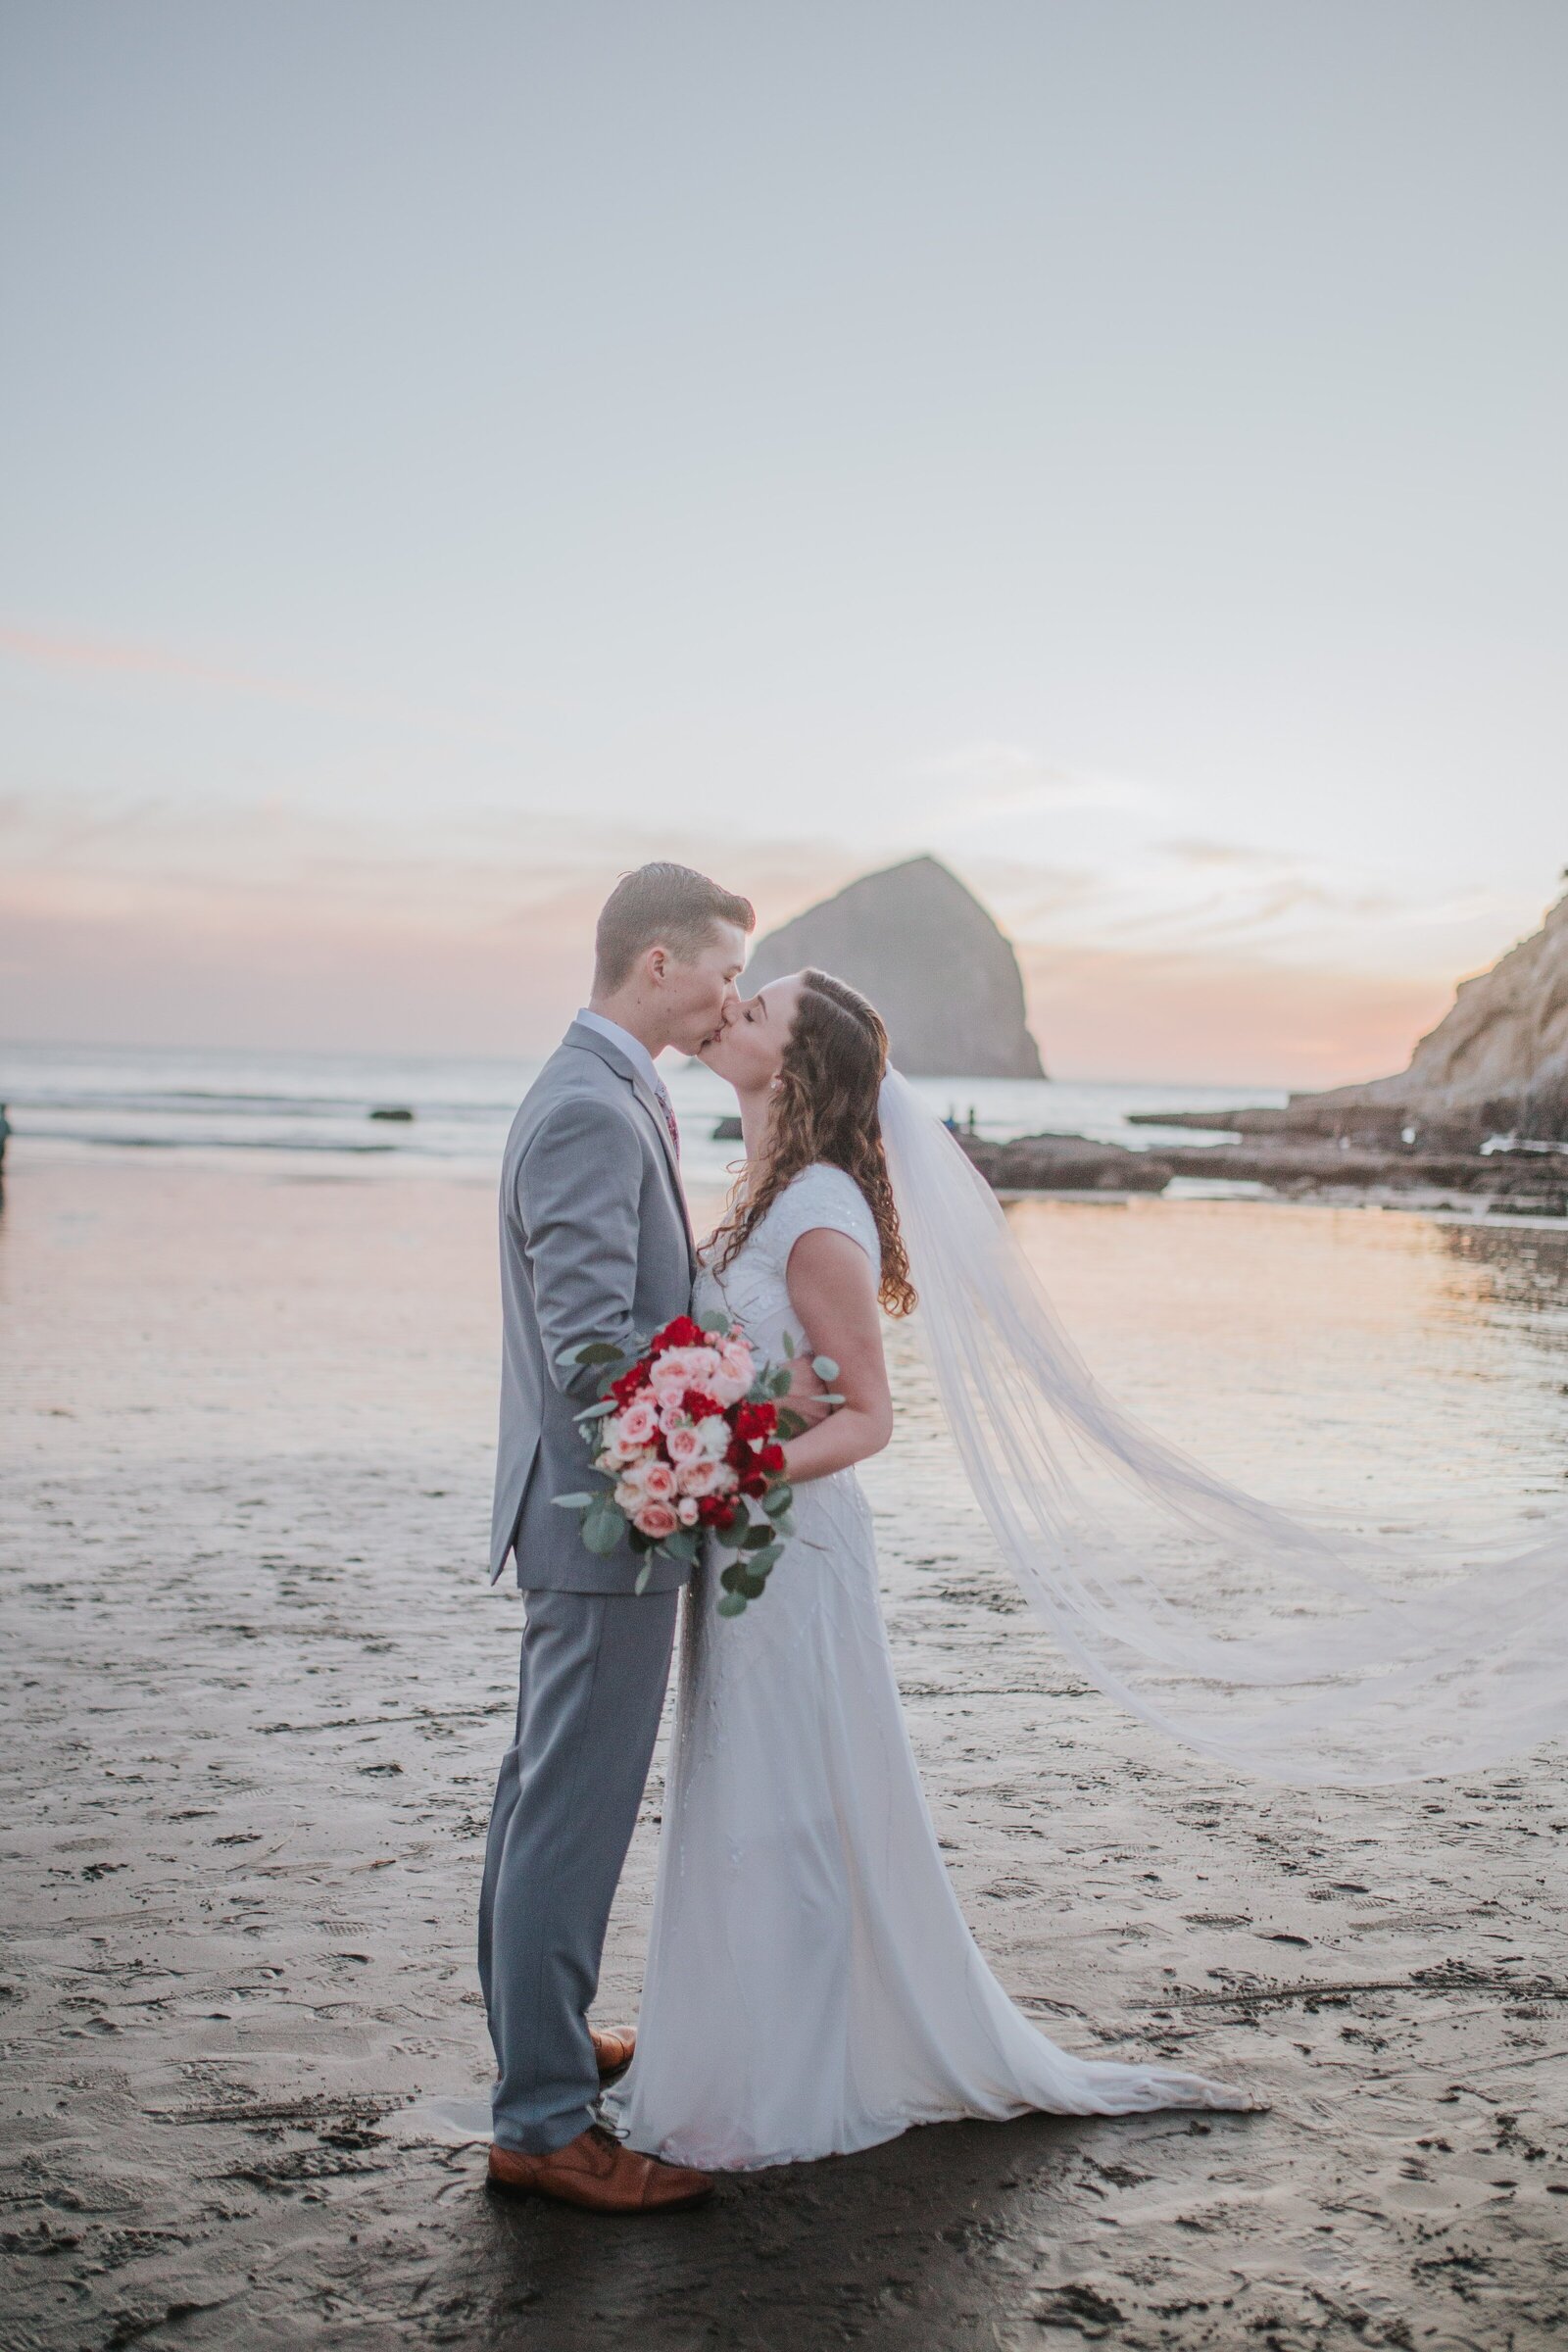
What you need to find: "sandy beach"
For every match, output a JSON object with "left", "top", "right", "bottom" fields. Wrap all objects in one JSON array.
[{"left": 3, "top": 1145, "right": 1566, "bottom": 2351}]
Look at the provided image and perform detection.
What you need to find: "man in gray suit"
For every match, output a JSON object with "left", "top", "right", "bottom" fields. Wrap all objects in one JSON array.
[{"left": 480, "top": 861, "right": 754, "bottom": 2213}]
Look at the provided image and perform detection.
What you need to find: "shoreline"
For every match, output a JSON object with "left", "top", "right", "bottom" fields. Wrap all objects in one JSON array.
[{"left": 9, "top": 1131, "right": 1568, "bottom": 1270}]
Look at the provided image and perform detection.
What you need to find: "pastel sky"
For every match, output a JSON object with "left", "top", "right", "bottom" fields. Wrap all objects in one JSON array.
[{"left": 3, "top": 1, "right": 1565, "bottom": 1084}]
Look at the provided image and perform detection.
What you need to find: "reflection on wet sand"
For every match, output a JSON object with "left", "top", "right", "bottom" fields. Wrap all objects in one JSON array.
[{"left": 2, "top": 1158, "right": 1562, "bottom": 2349}]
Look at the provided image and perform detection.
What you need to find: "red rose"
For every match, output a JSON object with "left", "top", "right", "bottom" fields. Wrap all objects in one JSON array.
[
  {"left": 610, "top": 1358, "right": 653, "bottom": 1406},
  {"left": 740, "top": 1470, "right": 768, "bottom": 1498},
  {"left": 680, "top": 1388, "right": 722, "bottom": 1422},
  {"left": 651, "top": 1315, "right": 704, "bottom": 1353},
  {"left": 757, "top": 1443, "right": 785, "bottom": 1475},
  {"left": 726, "top": 1436, "right": 751, "bottom": 1472},
  {"left": 732, "top": 1400, "right": 777, "bottom": 1443},
  {"left": 697, "top": 1494, "right": 738, "bottom": 1530}
]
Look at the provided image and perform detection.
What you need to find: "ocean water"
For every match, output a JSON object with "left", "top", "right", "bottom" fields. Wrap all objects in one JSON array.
[{"left": 0, "top": 1039, "right": 1284, "bottom": 1191}]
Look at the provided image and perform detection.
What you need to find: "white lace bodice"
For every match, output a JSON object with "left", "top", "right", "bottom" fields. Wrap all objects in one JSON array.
[{"left": 693, "top": 1161, "right": 880, "bottom": 1362}]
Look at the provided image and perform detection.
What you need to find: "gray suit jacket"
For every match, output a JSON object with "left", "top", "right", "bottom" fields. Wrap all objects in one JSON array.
[{"left": 489, "top": 1020, "right": 698, "bottom": 1592}]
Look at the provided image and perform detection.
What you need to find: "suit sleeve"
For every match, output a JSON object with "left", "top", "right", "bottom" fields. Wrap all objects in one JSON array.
[{"left": 515, "top": 1092, "right": 646, "bottom": 1403}]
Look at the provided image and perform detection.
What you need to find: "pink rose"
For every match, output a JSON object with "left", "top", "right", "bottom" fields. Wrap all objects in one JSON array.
[
  {"left": 665, "top": 1424, "right": 705, "bottom": 1464},
  {"left": 634, "top": 1500, "right": 678, "bottom": 1540},
  {"left": 709, "top": 1335, "right": 756, "bottom": 1404},
  {"left": 650, "top": 1346, "right": 723, "bottom": 1404},
  {"left": 616, "top": 1399, "right": 659, "bottom": 1446},
  {"left": 675, "top": 1455, "right": 734, "bottom": 1497},
  {"left": 640, "top": 1460, "right": 678, "bottom": 1502},
  {"left": 676, "top": 1495, "right": 700, "bottom": 1526}
]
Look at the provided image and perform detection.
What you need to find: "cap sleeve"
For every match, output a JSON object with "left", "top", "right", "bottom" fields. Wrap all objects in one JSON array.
[{"left": 762, "top": 1164, "right": 880, "bottom": 1274}]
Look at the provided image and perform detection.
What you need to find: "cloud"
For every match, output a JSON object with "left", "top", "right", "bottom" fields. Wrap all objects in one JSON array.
[
  {"left": 0, "top": 789, "right": 1541, "bottom": 1086},
  {"left": 1, "top": 620, "right": 338, "bottom": 705},
  {"left": 0, "top": 619, "right": 528, "bottom": 753},
  {"left": 0, "top": 791, "right": 864, "bottom": 1053},
  {"left": 913, "top": 741, "right": 1158, "bottom": 815},
  {"left": 1158, "top": 837, "right": 1280, "bottom": 870}
]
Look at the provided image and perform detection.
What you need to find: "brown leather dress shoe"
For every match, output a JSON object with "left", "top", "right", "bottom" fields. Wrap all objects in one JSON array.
[
  {"left": 487, "top": 2124, "right": 712, "bottom": 2214},
  {"left": 591, "top": 2025, "right": 635, "bottom": 2079}
]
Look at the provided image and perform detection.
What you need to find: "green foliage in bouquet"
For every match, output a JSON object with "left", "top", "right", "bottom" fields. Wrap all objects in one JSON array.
[{"left": 551, "top": 1309, "right": 840, "bottom": 1610}]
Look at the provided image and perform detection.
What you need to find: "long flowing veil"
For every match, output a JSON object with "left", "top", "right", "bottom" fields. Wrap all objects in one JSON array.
[{"left": 876, "top": 1068, "right": 1568, "bottom": 1787}]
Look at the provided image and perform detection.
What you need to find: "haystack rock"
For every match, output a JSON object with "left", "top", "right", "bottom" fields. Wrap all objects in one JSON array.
[
  {"left": 1302, "top": 886, "right": 1568, "bottom": 1121},
  {"left": 744, "top": 857, "right": 1045, "bottom": 1079}
]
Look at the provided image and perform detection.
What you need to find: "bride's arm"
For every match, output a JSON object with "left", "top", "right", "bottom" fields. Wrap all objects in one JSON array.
[{"left": 775, "top": 1228, "right": 892, "bottom": 1484}]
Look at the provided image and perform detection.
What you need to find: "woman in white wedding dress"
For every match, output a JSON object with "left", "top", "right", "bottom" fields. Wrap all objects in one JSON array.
[{"left": 604, "top": 968, "right": 1252, "bottom": 2171}]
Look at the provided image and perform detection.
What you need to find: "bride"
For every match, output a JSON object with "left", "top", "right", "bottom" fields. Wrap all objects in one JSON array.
[{"left": 603, "top": 968, "right": 1255, "bottom": 2171}]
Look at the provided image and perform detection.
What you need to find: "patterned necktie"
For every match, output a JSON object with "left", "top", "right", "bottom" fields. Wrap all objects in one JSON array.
[{"left": 651, "top": 1075, "right": 680, "bottom": 1159}]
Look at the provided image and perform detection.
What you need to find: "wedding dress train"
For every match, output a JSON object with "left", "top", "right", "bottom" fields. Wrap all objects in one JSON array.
[{"left": 604, "top": 1162, "right": 1251, "bottom": 2170}]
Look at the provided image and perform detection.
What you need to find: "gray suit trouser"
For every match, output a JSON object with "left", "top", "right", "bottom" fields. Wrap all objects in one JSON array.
[{"left": 478, "top": 1586, "right": 680, "bottom": 2153}]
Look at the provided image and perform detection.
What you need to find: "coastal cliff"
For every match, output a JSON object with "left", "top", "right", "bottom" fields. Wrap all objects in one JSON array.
[
  {"left": 1302, "top": 887, "right": 1568, "bottom": 1129},
  {"left": 1123, "top": 886, "right": 1568, "bottom": 1201},
  {"left": 743, "top": 857, "right": 1046, "bottom": 1079}
]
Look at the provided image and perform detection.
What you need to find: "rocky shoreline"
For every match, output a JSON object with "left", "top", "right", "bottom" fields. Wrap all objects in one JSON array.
[
  {"left": 714, "top": 1114, "right": 1568, "bottom": 1211},
  {"left": 957, "top": 1126, "right": 1568, "bottom": 1214}
]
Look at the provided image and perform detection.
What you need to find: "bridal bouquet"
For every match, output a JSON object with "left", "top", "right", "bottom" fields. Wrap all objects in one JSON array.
[{"left": 555, "top": 1314, "right": 838, "bottom": 1615}]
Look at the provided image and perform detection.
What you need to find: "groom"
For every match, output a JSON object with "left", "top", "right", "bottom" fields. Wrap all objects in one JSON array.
[{"left": 479, "top": 861, "right": 754, "bottom": 2213}]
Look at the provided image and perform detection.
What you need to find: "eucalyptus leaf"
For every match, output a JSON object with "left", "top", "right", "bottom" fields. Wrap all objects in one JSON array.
[
  {"left": 810, "top": 1355, "right": 840, "bottom": 1382},
  {"left": 741, "top": 1522, "right": 775, "bottom": 1551},
  {"left": 748, "top": 1544, "right": 781, "bottom": 1576},
  {"left": 768, "top": 1368, "right": 793, "bottom": 1397},
  {"left": 698, "top": 1310, "right": 729, "bottom": 1334},
  {"left": 762, "top": 1484, "right": 794, "bottom": 1519},
  {"left": 576, "top": 1397, "right": 617, "bottom": 1421},
  {"left": 634, "top": 1559, "right": 653, "bottom": 1595},
  {"left": 581, "top": 1510, "right": 623, "bottom": 1556},
  {"left": 769, "top": 1512, "right": 797, "bottom": 1541},
  {"left": 719, "top": 1561, "right": 747, "bottom": 1593},
  {"left": 715, "top": 1592, "right": 748, "bottom": 1618},
  {"left": 774, "top": 1407, "right": 807, "bottom": 1442},
  {"left": 737, "top": 1570, "right": 766, "bottom": 1600},
  {"left": 781, "top": 1330, "right": 796, "bottom": 1357},
  {"left": 552, "top": 1494, "right": 594, "bottom": 1510},
  {"left": 573, "top": 1341, "right": 626, "bottom": 1368}
]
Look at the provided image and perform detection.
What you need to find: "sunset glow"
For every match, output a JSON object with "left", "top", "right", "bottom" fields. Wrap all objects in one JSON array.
[{"left": 4, "top": 5, "right": 1564, "bottom": 1085}]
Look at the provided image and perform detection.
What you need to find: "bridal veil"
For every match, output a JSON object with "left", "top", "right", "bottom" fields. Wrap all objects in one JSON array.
[{"left": 877, "top": 1069, "right": 1568, "bottom": 1787}]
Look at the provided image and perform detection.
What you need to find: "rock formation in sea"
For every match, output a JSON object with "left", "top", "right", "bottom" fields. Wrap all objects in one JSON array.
[{"left": 743, "top": 857, "right": 1046, "bottom": 1079}]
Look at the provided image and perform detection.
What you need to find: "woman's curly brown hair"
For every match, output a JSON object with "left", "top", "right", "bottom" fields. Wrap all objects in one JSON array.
[{"left": 711, "top": 969, "right": 917, "bottom": 1317}]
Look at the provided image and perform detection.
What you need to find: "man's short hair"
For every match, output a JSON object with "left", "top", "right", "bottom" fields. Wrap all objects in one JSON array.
[{"left": 593, "top": 862, "right": 756, "bottom": 993}]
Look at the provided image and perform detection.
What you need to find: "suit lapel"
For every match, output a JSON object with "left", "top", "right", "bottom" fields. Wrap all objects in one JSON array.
[{"left": 563, "top": 1021, "right": 697, "bottom": 1270}]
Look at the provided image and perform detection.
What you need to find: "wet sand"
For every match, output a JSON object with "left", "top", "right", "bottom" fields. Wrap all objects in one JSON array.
[{"left": 2, "top": 1152, "right": 1566, "bottom": 2350}]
